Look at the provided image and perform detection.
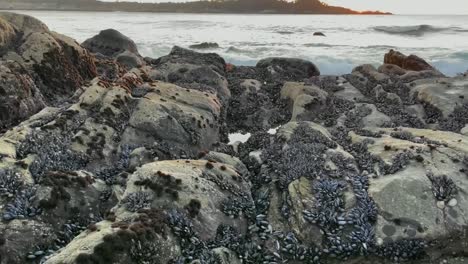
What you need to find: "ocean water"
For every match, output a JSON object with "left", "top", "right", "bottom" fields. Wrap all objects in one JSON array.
[{"left": 13, "top": 10, "right": 468, "bottom": 76}]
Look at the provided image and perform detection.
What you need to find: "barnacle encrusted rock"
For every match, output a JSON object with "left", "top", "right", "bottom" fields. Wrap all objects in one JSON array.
[
  {"left": 121, "top": 81, "right": 223, "bottom": 152},
  {"left": 410, "top": 76, "right": 468, "bottom": 130},
  {"left": 2, "top": 12, "right": 468, "bottom": 264},
  {"left": 281, "top": 82, "right": 328, "bottom": 121},
  {"left": 0, "top": 12, "right": 97, "bottom": 130},
  {"left": 121, "top": 159, "right": 252, "bottom": 240},
  {"left": 151, "top": 46, "right": 231, "bottom": 105},
  {"left": 354, "top": 127, "right": 468, "bottom": 258}
]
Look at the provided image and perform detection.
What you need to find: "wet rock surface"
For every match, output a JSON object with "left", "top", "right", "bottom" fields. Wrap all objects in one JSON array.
[
  {"left": 82, "top": 28, "right": 140, "bottom": 58},
  {"left": 384, "top": 49, "right": 439, "bottom": 73},
  {"left": 1, "top": 12, "right": 468, "bottom": 264},
  {"left": 0, "top": 12, "right": 97, "bottom": 131}
]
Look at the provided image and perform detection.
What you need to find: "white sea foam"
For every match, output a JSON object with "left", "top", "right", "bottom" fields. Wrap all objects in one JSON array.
[{"left": 14, "top": 10, "right": 468, "bottom": 76}]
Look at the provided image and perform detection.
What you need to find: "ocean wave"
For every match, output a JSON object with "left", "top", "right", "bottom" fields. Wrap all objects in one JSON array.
[
  {"left": 276, "top": 31, "right": 295, "bottom": 35},
  {"left": 373, "top": 25, "right": 448, "bottom": 36},
  {"left": 303, "top": 43, "right": 336, "bottom": 47}
]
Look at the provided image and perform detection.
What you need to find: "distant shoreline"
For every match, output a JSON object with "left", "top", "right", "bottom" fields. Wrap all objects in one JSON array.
[
  {"left": 0, "top": 9, "right": 393, "bottom": 15},
  {"left": 0, "top": 1, "right": 392, "bottom": 15}
]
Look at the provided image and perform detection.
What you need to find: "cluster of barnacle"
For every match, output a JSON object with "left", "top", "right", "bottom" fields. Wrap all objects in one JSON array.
[
  {"left": 390, "top": 131, "right": 415, "bottom": 141},
  {"left": 249, "top": 214, "right": 273, "bottom": 241},
  {"left": 301, "top": 171, "right": 380, "bottom": 260},
  {"left": 331, "top": 127, "right": 384, "bottom": 172},
  {"left": 237, "top": 131, "right": 273, "bottom": 161},
  {"left": 2, "top": 186, "right": 42, "bottom": 221},
  {"left": 390, "top": 130, "right": 442, "bottom": 147},
  {"left": 135, "top": 171, "right": 182, "bottom": 201},
  {"left": 0, "top": 168, "right": 23, "bottom": 197},
  {"left": 303, "top": 179, "right": 347, "bottom": 229},
  {"left": 344, "top": 105, "right": 372, "bottom": 129},
  {"left": 439, "top": 103, "right": 468, "bottom": 133},
  {"left": 99, "top": 188, "right": 113, "bottom": 201},
  {"left": 383, "top": 80, "right": 411, "bottom": 103},
  {"left": 213, "top": 224, "right": 243, "bottom": 252},
  {"left": 131, "top": 85, "right": 152, "bottom": 98},
  {"left": 344, "top": 139, "right": 377, "bottom": 172},
  {"left": 129, "top": 238, "right": 162, "bottom": 264},
  {"left": 122, "top": 192, "right": 153, "bottom": 212},
  {"left": 221, "top": 195, "right": 254, "bottom": 219},
  {"left": 316, "top": 96, "right": 355, "bottom": 127},
  {"left": 95, "top": 144, "right": 135, "bottom": 185},
  {"left": 376, "top": 239, "right": 427, "bottom": 262},
  {"left": 353, "top": 128, "right": 385, "bottom": 138},
  {"left": 427, "top": 173, "right": 457, "bottom": 202},
  {"left": 25, "top": 244, "right": 52, "bottom": 261},
  {"left": 421, "top": 102, "right": 443, "bottom": 125},
  {"left": 439, "top": 103, "right": 468, "bottom": 132},
  {"left": 17, "top": 130, "right": 89, "bottom": 182},
  {"left": 262, "top": 139, "right": 329, "bottom": 191},
  {"left": 381, "top": 151, "right": 414, "bottom": 175},
  {"left": 346, "top": 174, "right": 378, "bottom": 254},
  {"left": 344, "top": 73, "right": 426, "bottom": 129},
  {"left": 226, "top": 70, "right": 291, "bottom": 134},
  {"left": 166, "top": 209, "right": 207, "bottom": 261},
  {"left": 275, "top": 232, "right": 321, "bottom": 263}
]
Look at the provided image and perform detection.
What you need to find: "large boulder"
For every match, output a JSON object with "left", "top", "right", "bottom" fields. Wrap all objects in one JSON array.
[
  {"left": 189, "top": 42, "right": 220, "bottom": 50},
  {"left": 225, "top": 65, "right": 292, "bottom": 134},
  {"left": 410, "top": 75, "right": 468, "bottom": 131},
  {"left": 82, "top": 28, "right": 140, "bottom": 58},
  {"left": 351, "top": 127, "right": 468, "bottom": 261},
  {"left": 0, "top": 61, "right": 46, "bottom": 131},
  {"left": 281, "top": 82, "right": 328, "bottom": 121},
  {"left": 0, "top": 16, "right": 16, "bottom": 52},
  {"left": 384, "top": 49, "right": 438, "bottom": 72},
  {"left": 0, "top": 12, "right": 97, "bottom": 130},
  {"left": 256, "top": 57, "right": 320, "bottom": 81},
  {"left": 82, "top": 29, "right": 144, "bottom": 70},
  {"left": 152, "top": 46, "right": 230, "bottom": 105}
]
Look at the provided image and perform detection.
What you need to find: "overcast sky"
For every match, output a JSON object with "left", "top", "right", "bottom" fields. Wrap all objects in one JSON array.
[{"left": 103, "top": 0, "right": 468, "bottom": 14}]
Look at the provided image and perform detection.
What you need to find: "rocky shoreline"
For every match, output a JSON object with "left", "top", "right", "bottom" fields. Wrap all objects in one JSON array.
[{"left": 1, "top": 12, "right": 468, "bottom": 264}]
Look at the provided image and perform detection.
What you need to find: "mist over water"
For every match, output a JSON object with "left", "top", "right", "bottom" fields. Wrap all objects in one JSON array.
[{"left": 15, "top": 11, "right": 468, "bottom": 76}]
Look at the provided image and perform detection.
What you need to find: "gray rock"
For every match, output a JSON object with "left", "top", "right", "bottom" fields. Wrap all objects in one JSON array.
[
  {"left": 0, "top": 12, "right": 97, "bottom": 130},
  {"left": 153, "top": 46, "right": 230, "bottom": 104},
  {"left": 256, "top": 57, "right": 320, "bottom": 80},
  {"left": 82, "top": 28, "right": 140, "bottom": 58},
  {"left": 116, "top": 50, "right": 144, "bottom": 69},
  {"left": 189, "top": 42, "right": 220, "bottom": 49}
]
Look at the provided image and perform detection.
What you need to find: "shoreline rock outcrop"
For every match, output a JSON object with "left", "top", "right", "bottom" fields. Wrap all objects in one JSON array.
[
  {"left": 1, "top": 12, "right": 467, "bottom": 264},
  {"left": 384, "top": 49, "right": 440, "bottom": 73},
  {"left": 0, "top": 12, "right": 97, "bottom": 132}
]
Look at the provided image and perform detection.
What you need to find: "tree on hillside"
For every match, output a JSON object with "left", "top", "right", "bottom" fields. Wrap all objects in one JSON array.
[{"left": 295, "top": 0, "right": 326, "bottom": 10}]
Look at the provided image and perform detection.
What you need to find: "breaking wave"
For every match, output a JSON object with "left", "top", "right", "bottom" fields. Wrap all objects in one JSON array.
[{"left": 373, "top": 25, "right": 448, "bottom": 36}]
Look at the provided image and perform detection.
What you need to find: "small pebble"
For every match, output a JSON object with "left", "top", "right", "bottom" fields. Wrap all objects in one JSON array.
[
  {"left": 448, "top": 198, "right": 458, "bottom": 207},
  {"left": 376, "top": 237, "right": 384, "bottom": 246},
  {"left": 436, "top": 201, "right": 445, "bottom": 209}
]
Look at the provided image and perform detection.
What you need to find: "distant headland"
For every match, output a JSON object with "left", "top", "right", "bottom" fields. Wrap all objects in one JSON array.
[{"left": 0, "top": 0, "right": 392, "bottom": 15}]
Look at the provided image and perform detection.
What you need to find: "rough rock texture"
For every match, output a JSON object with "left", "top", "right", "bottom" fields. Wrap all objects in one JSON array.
[
  {"left": 384, "top": 49, "right": 438, "bottom": 72},
  {"left": 189, "top": 42, "right": 220, "bottom": 49},
  {"left": 0, "top": 12, "right": 97, "bottom": 131},
  {"left": 256, "top": 57, "right": 321, "bottom": 80},
  {"left": 151, "top": 46, "right": 231, "bottom": 105},
  {"left": 82, "top": 29, "right": 145, "bottom": 70},
  {"left": 82, "top": 28, "right": 140, "bottom": 58},
  {"left": 2, "top": 13, "right": 468, "bottom": 264}
]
